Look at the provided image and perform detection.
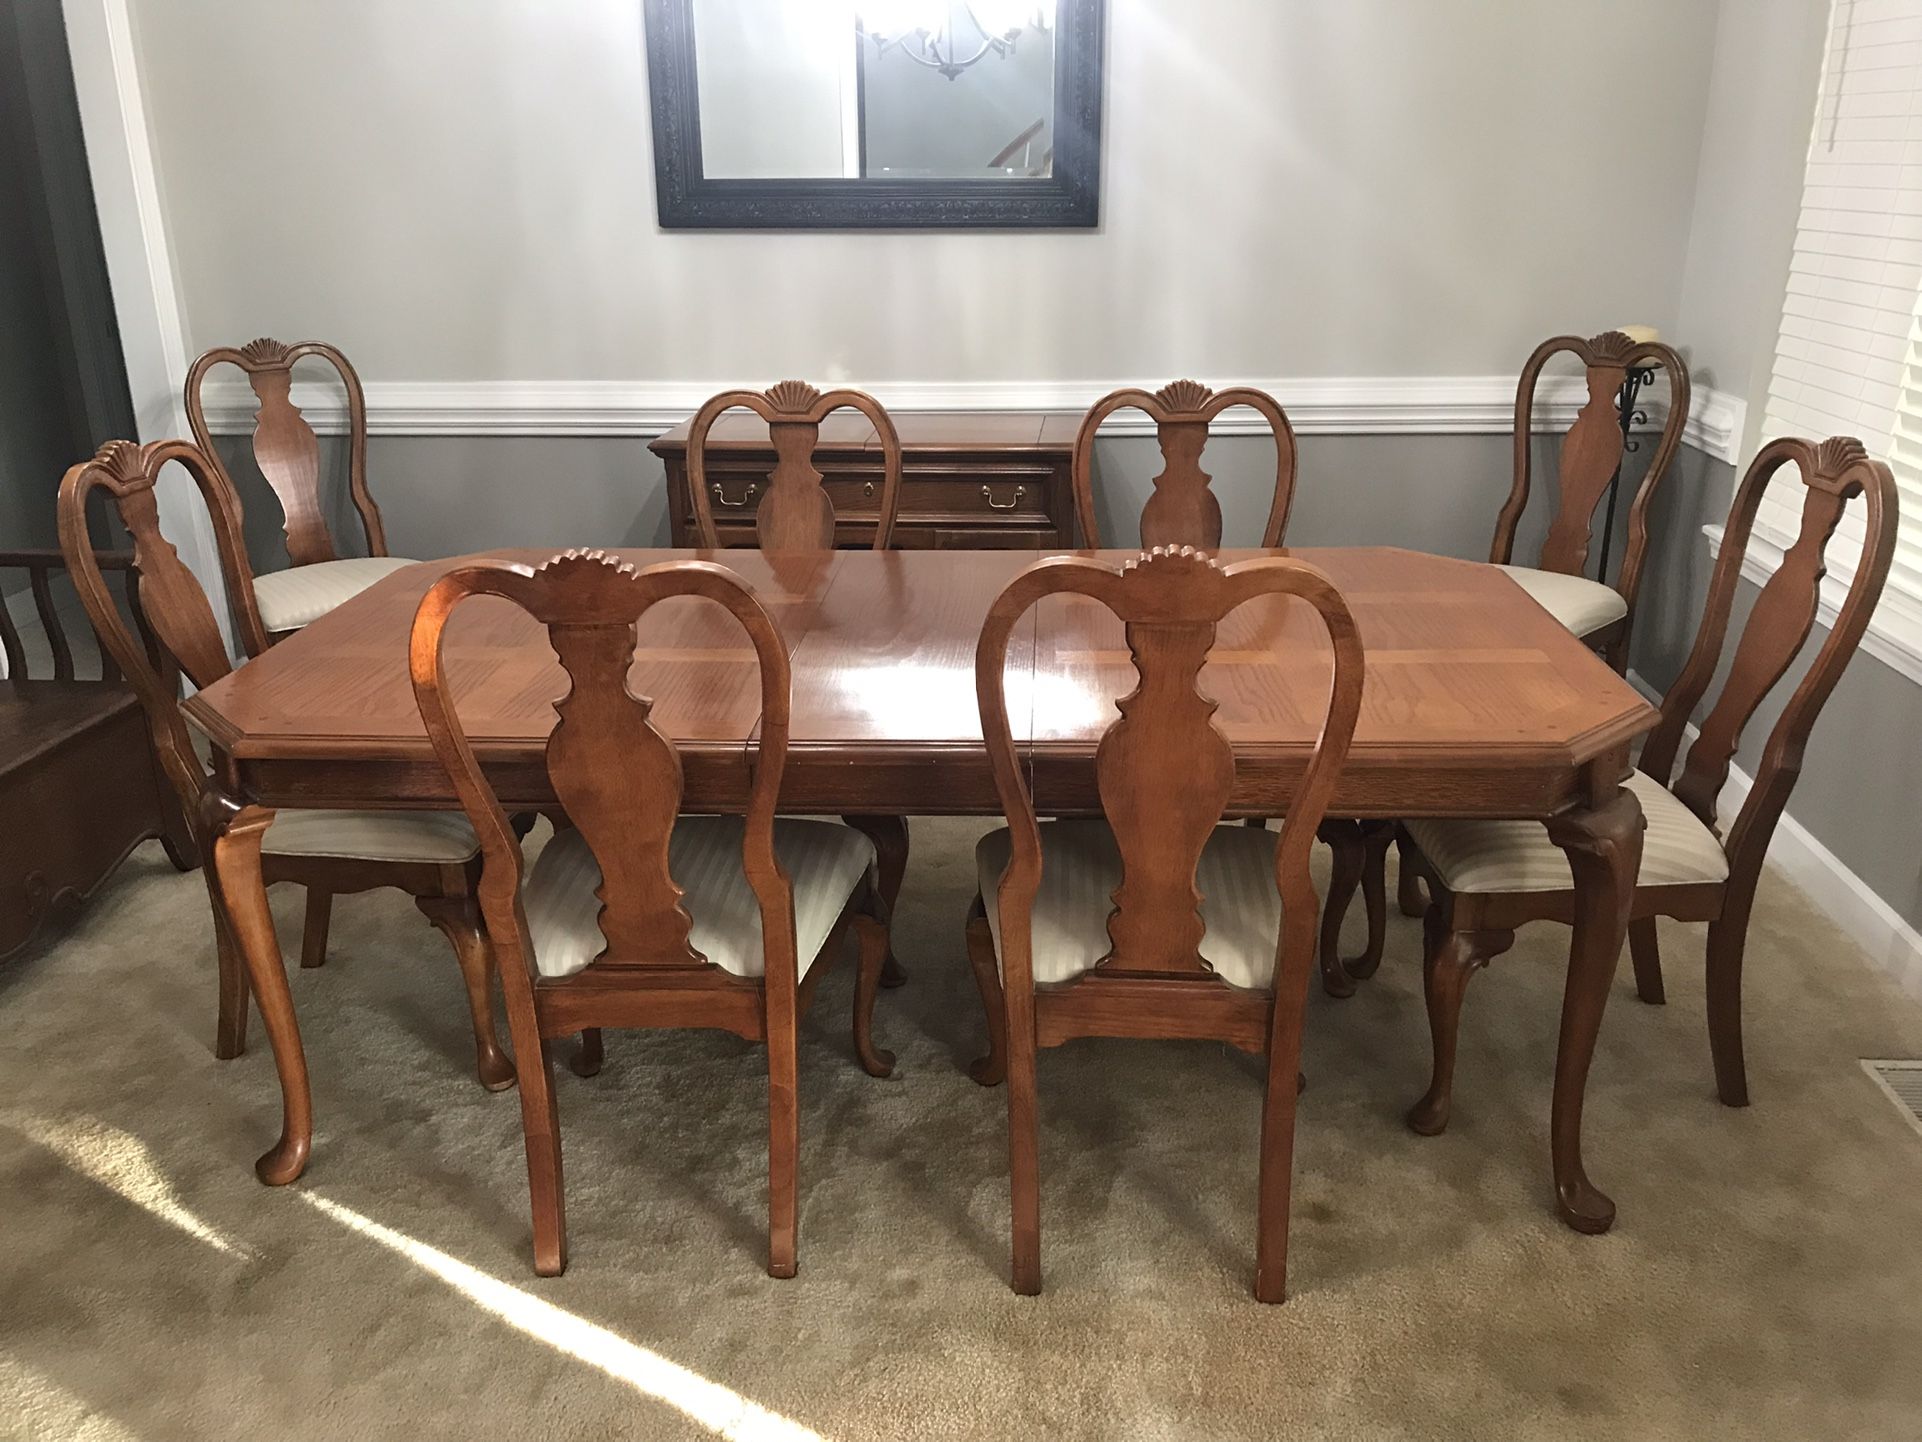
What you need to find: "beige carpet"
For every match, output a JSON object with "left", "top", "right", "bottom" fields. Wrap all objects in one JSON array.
[{"left": 5, "top": 820, "right": 1922, "bottom": 1441}]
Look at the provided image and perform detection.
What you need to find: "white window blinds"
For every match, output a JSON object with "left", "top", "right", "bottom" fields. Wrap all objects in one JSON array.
[{"left": 1759, "top": 0, "right": 1922, "bottom": 649}]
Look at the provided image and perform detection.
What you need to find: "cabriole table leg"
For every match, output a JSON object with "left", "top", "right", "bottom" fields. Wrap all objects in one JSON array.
[{"left": 1544, "top": 778, "right": 1645, "bottom": 1234}]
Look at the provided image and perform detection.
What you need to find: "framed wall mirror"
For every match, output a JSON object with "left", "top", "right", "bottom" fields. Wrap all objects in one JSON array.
[{"left": 644, "top": 0, "right": 1104, "bottom": 229}]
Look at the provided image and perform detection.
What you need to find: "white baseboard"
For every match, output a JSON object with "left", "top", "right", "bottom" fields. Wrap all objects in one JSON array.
[
  {"left": 192, "top": 374, "right": 1744, "bottom": 461},
  {"left": 1626, "top": 670, "right": 1922, "bottom": 1002}
]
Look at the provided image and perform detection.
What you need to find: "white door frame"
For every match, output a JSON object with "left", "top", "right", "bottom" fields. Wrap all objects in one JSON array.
[{"left": 60, "top": 0, "right": 231, "bottom": 643}]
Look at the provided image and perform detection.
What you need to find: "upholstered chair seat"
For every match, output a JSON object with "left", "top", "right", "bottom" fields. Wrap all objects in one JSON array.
[
  {"left": 1493, "top": 564, "right": 1629, "bottom": 639},
  {"left": 261, "top": 808, "right": 480, "bottom": 865},
  {"left": 1405, "top": 770, "right": 1725, "bottom": 894},
  {"left": 524, "top": 816, "right": 876, "bottom": 980},
  {"left": 254, "top": 556, "right": 418, "bottom": 633},
  {"left": 976, "top": 820, "right": 1288, "bottom": 989}
]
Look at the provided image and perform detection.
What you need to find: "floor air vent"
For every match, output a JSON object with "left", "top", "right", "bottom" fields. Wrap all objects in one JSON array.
[{"left": 1862, "top": 1060, "right": 1922, "bottom": 1139}]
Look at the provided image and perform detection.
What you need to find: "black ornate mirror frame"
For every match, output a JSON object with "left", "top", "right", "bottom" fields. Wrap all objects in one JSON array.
[{"left": 643, "top": 0, "right": 1105, "bottom": 230}]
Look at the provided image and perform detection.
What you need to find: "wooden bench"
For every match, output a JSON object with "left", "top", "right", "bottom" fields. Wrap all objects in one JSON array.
[{"left": 0, "top": 549, "right": 193, "bottom": 963}]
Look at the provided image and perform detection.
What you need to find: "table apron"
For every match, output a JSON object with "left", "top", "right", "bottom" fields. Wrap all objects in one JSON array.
[{"left": 219, "top": 749, "right": 1601, "bottom": 822}]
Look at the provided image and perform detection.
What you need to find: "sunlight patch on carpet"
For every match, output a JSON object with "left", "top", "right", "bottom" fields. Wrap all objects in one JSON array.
[
  {"left": 300, "top": 1192, "right": 829, "bottom": 1442},
  {"left": 0, "top": 1353, "right": 146, "bottom": 1441},
  {"left": 3, "top": 1112, "right": 253, "bottom": 1261}
]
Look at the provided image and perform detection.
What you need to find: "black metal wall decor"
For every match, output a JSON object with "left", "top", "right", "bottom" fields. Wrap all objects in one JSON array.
[
  {"left": 643, "top": 0, "right": 1105, "bottom": 230},
  {"left": 1596, "top": 360, "right": 1661, "bottom": 584}
]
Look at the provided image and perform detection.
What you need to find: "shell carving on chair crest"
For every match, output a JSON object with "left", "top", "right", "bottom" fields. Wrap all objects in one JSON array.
[
  {"left": 1814, "top": 435, "right": 1871, "bottom": 476},
  {"left": 1123, "top": 543, "right": 1220, "bottom": 576},
  {"left": 1585, "top": 330, "right": 1638, "bottom": 363},
  {"left": 536, "top": 546, "right": 637, "bottom": 579},
  {"left": 92, "top": 439, "right": 153, "bottom": 488},
  {"left": 765, "top": 380, "right": 824, "bottom": 414},
  {"left": 1153, "top": 379, "right": 1215, "bottom": 415},
  {"left": 239, "top": 337, "right": 296, "bottom": 369}
]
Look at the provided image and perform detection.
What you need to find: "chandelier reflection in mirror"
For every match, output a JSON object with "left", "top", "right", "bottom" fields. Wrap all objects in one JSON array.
[{"left": 857, "top": 1, "right": 1056, "bottom": 80}]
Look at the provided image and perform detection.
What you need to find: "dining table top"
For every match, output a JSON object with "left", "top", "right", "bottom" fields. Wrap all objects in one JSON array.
[{"left": 186, "top": 545, "right": 1656, "bottom": 820}]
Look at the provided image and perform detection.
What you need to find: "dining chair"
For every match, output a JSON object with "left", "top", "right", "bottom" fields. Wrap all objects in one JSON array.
[
  {"left": 1064, "top": 385, "right": 1372, "bottom": 1001},
  {"left": 409, "top": 547, "right": 894, "bottom": 1278},
  {"left": 1489, "top": 329, "right": 1690, "bottom": 673},
  {"left": 686, "top": 380, "right": 913, "bottom": 985},
  {"left": 1395, "top": 435, "right": 1894, "bottom": 1135},
  {"left": 1069, "top": 380, "right": 1298, "bottom": 548},
  {"left": 967, "top": 545, "right": 1363, "bottom": 1302},
  {"left": 57, "top": 439, "right": 511, "bottom": 1089},
  {"left": 185, "top": 337, "right": 416, "bottom": 655},
  {"left": 1324, "top": 330, "right": 1691, "bottom": 995}
]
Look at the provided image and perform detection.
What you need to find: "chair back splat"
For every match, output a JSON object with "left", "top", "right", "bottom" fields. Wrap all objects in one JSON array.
[
  {"left": 185, "top": 338, "right": 387, "bottom": 572},
  {"left": 1071, "top": 381, "right": 1298, "bottom": 549},
  {"left": 57, "top": 440, "right": 256, "bottom": 809},
  {"left": 685, "top": 381, "right": 903, "bottom": 551},
  {"left": 409, "top": 547, "right": 797, "bottom": 987},
  {"left": 977, "top": 544, "right": 1362, "bottom": 996},
  {"left": 1640, "top": 436, "right": 1897, "bottom": 891},
  {"left": 1490, "top": 330, "right": 1689, "bottom": 609}
]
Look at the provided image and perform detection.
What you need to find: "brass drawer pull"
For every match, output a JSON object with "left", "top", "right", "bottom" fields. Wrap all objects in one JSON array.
[
  {"left": 981, "top": 484, "right": 1025, "bottom": 511},
  {"left": 711, "top": 481, "right": 758, "bottom": 508},
  {"left": 863, "top": 480, "right": 875, "bottom": 498}
]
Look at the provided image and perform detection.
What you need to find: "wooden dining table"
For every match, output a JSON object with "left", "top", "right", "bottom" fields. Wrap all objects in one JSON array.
[{"left": 186, "top": 545, "right": 1656, "bottom": 1234}]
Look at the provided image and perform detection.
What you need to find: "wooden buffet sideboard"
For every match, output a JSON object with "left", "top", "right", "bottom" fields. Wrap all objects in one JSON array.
[{"left": 651, "top": 411, "right": 1079, "bottom": 549}]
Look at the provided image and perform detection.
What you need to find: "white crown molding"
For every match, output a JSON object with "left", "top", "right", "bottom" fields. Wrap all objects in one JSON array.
[
  {"left": 1626, "top": 670, "right": 1922, "bottom": 1004},
  {"left": 193, "top": 373, "right": 1748, "bottom": 446}
]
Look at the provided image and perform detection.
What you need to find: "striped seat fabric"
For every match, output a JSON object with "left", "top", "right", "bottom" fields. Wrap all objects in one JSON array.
[
  {"left": 254, "top": 556, "right": 417, "bottom": 633},
  {"left": 1404, "top": 769, "right": 1726, "bottom": 895},
  {"left": 976, "top": 820, "right": 1287, "bottom": 990},
  {"left": 263, "top": 808, "right": 479, "bottom": 864},
  {"left": 523, "top": 816, "right": 875, "bottom": 981},
  {"left": 1494, "top": 564, "right": 1629, "bottom": 638}
]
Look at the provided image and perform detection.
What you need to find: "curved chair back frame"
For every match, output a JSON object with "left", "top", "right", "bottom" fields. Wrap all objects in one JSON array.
[
  {"left": 1071, "top": 381, "right": 1298, "bottom": 549},
  {"left": 57, "top": 439, "right": 256, "bottom": 822},
  {"left": 186, "top": 338, "right": 386, "bottom": 571},
  {"left": 1490, "top": 331, "right": 1689, "bottom": 618},
  {"left": 685, "top": 382, "right": 904, "bottom": 551},
  {"left": 976, "top": 546, "right": 1363, "bottom": 1019},
  {"left": 1638, "top": 436, "right": 1896, "bottom": 903},
  {"left": 409, "top": 549, "right": 799, "bottom": 996}
]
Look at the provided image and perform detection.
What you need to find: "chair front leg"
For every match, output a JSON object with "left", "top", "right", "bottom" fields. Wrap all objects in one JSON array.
[
  {"left": 1316, "top": 820, "right": 1363, "bottom": 998},
  {"left": 850, "top": 908, "right": 896, "bottom": 1077},
  {"left": 1396, "top": 831, "right": 1427, "bottom": 917},
  {"left": 569, "top": 1029, "right": 604, "bottom": 1078},
  {"left": 964, "top": 898, "right": 1006, "bottom": 1086},
  {"left": 416, "top": 895, "right": 516, "bottom": 1092},
  {"left": 1706, "top": 892, "right": 1756, "bottom": 1107},
  {"left": 1407, "top": 918, "right": 1514, "bottom": 1137},
  {"left": 300, "top": 887, "right": 333, "bottom": 969},
  {"left": 1628, "top": 917, "right": 1665, "bottom": 1005},
  {"left": 204, "top": 870, "right": 250, "bottom": 1059}
]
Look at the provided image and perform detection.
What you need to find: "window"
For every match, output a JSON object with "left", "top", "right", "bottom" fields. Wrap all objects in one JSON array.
[{"left": 1751, "top": 0, "right": 1922, "bottom": 680}]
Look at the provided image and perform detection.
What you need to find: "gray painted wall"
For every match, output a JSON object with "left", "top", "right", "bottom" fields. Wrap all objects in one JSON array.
[{"left": 128, "top": 0, "right": 1721, "bottom": 381}]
